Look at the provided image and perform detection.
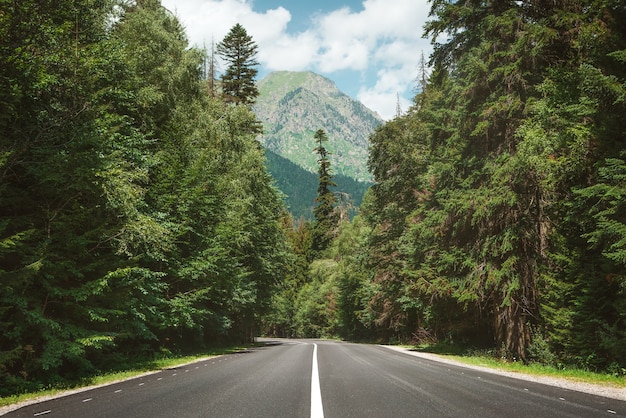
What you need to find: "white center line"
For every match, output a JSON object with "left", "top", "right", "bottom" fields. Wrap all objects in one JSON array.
[{"left": 311, "top": 343, "right": 324, "bottom": 418}]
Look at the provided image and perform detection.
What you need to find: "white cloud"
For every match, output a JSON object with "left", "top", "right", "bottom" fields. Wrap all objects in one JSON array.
[
  {"left": 165, "top": 0, "right": 292, "bottom": 48},
  {"left": 317, "top": 39, "right": 370, "bottom": 72},
  {"left": 260, "top": 31, "right": 319, "bottom": 71},
  {"left": 358, "top": 67, "right": 415, "bottom": 120},
  {"left": 162, "top": 0, "right": 433, "bottom": 120}
]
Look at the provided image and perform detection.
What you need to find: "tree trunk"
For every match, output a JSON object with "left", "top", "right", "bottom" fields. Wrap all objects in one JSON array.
[{"left": 494, "top": 300, "right": 531, "bottom": 361}]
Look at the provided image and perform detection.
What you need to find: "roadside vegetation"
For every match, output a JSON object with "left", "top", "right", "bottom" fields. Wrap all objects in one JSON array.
[{"left": 412, "top": 343, "right": 626, "bottom": 388}]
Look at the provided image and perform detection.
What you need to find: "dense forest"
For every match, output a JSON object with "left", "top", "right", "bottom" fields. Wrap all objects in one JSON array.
[
  {"left": 264, "top": 0, "right": 626, "bottom": 376},
  {"left": 0, "top": 0, "right": 289, "bottom": 395},
  {"left": 1, "top": 0, "right": 625, "bottom": 398}
]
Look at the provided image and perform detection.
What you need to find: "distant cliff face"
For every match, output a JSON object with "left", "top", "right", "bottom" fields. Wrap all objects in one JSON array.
[{"left": 254, "top": 71, "right": 382, "bottom": 182}]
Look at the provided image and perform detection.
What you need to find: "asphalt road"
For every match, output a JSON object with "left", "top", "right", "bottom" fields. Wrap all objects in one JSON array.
[{"left": 4, "top": 339, "right": 625, "bottom": 417}]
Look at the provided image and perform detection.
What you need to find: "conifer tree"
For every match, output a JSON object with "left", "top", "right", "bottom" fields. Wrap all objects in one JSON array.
[
  {"left": 312, "top": 129, "right": 338, "bottom": 256},
  {"left": 217, "top": 23, "right": 259, "bottom": 105}
]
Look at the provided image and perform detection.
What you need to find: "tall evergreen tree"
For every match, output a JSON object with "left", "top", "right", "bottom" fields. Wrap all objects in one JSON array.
[
  {"left": 217, "top": 23, "right": 259, "bottom": 105},
  {"left": 421, "top": 0, "right": 564, "bottom": 360},
  {"left": 312, "top": 129, "right": 338, "bottom": 256}
]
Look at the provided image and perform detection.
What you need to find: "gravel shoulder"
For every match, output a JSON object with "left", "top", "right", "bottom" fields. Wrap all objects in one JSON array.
[{"left": 382, "top": 345, "right": 626, "bottom": 401}]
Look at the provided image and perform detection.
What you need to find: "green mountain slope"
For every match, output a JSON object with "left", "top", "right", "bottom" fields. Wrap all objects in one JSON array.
[
  {"left": 254, "top": 71, "right": 382, "bottom": 183},
  {"left": 265, "top": 149, "right": 370, "bottom": 220}
]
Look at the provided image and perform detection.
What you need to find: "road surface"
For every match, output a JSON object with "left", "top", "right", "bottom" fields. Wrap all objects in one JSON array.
[{"left": 4, "top": 339, "right": 625, "bottom": 417}]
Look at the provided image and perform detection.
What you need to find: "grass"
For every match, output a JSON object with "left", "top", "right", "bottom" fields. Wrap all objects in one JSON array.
[
  {"left": 412, "top": 344, "right": 626, "bottom": 388},
  {"left": 0, "top": 345, "right": 249, "bottom": 409}
]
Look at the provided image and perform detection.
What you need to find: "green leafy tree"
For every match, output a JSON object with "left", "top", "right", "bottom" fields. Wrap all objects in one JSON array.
[
  {"left": 365, "top": 104, "right": 440, "bottom": 342},
  {"left": 327, "top": 215, "right": 375, "bottom": 340},
  {"left": 217, "top": 23, "right": 259, "bottom": 105},
  {"left": 360, "top": 0, "right": 626, "bottom": 366},
  {"left": 262, "top": 215, "right": 313, "bottom": 338},
  {"left": 294, "top": 260, "right": 339, "bottom": 338},
  {"left": 420, "top": 0, "right": 572, "bottom": 360},
  {"left": 0, "top": 0, "right": 171, "bottom": 390}
]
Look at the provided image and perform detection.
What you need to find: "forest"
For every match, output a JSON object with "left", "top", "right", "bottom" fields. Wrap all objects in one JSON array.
[
  {"left": 1, "top": 0, "right": 625, "bottom": 397},
  {"left": 0, "top": 0, "right": 289, "bottom": 395},
  {"left": 264, "top": 0, "right": 626, "bottom": 376}
]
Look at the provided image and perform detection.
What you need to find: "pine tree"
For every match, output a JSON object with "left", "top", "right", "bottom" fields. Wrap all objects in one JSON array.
[
  {"left": 217, "top": 23, "right": 259, "bottom": 105},
  {"left": 421, "top": 0, "right": 556, "bottom": 361},
  {"left": 312, "top": 129, "right": 338, "bottom": 256}
]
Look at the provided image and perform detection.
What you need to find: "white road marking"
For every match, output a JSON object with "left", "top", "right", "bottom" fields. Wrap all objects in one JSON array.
[
  {"left": 311, "top": 343, "right": 324, "bottom": 418},
  {"left": 33, "top": 411, "right": 51, "bottom": 416},
  {"left": 114, "top": 390, "right": 122, "bottom": 393},
  {"left": 608, "top": 410, "right": 617, "bottom": 414},
  {"left": 82, "top": 398, "right": 92, "bottom": 403}
]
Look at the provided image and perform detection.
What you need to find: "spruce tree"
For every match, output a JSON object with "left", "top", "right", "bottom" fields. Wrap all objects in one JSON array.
[
  {"left": 312, "top": 129, "right": 338, "bottom": 256},
  {"left": 217, "top": 23, "right": 259, "bottom": 105}
]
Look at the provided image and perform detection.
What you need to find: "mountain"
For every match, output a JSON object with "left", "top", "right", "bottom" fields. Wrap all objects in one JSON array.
[
  {"left": 265, "top": 149, "right": 370, "bottom": 220},
  {"left": 254, "top": 71, "right": 383, "bottom": 183}
]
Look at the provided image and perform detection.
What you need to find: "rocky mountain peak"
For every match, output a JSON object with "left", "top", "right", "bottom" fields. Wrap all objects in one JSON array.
[{"left": 254, "top": 71, "right": 382, "bottom": 182}]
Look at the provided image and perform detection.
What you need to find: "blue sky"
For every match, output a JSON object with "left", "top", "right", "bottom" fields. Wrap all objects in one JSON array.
[{"left": 161, "top": 0, "right": 433, "bottom": 120}]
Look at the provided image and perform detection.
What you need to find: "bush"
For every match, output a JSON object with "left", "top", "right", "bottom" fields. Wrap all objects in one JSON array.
[{"left": 527, "top": 329, "right": 557, "bottom": 366}]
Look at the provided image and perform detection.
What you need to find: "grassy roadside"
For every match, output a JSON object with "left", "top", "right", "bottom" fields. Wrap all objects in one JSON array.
[
  {"left": 411, "top": 345, "right": 626, "bottom": 388},
  {"left": 0, "top": 345, "right": 249, "bottom": 409}
]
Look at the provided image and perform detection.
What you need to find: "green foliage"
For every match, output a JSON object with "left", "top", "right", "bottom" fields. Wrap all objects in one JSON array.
[
  {"left": 217, "top": 23, "right": 259, "bottom": 105},
  {"left": 577, "top": 156, "right": 626, "bottom": 266},
  {"left": 312, "top": 129, "right": 339, "bottom": 256},
  {"left": 294, "top": 260, "right": 339, "bottom": 338},
  {"left": 353, "top": 0, "right": 626, "bottom": 370},
  {"left": 328, "top": 216, "right": 376, "bottom": 340},
  {"left": 0, "top": 0, "right": 289, "bottom": 396}
]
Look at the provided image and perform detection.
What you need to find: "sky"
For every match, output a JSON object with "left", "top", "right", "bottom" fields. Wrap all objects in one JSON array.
[{"left": 160, "top": 0, "right": 434, "bottom": 120}]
